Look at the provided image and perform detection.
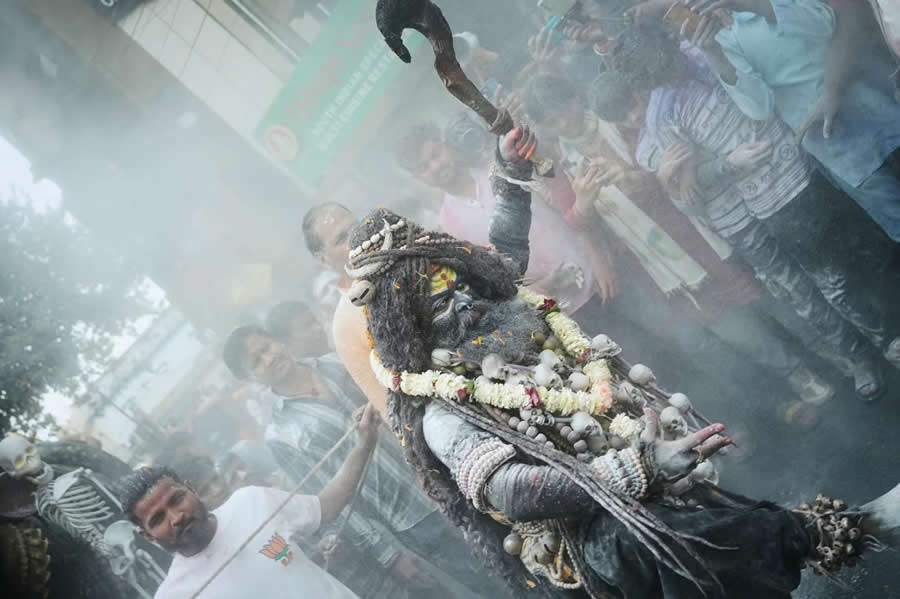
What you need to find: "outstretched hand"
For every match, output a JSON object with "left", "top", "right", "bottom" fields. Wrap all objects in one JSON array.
[
  {"left": 499, "top": 125, "right": 538, "bottom": 165},
  {"left": 641, "top": 409, "right": 731, "bottom": 483}
]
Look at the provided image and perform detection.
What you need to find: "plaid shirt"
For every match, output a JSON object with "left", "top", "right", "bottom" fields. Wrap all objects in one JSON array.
[{"left": 264, "top": 354, "right": 435, "bottom": 568}]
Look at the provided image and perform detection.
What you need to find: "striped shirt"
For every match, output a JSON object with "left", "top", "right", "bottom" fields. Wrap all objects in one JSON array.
[
  {"left": 636, "top": 78, "right": 811, "bottom": 237},
  {"left": 264, "top": 354, "right": 436, "bottom": 565}
]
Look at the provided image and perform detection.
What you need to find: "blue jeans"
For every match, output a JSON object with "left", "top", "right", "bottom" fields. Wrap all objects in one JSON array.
[{"left": 818, "top": 149, "right": 900, "bottom": 242}]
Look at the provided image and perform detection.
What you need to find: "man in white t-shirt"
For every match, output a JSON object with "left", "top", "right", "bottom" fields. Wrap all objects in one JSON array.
[{"left": 122, "top": 404, "right": 381, "bottom": 599}]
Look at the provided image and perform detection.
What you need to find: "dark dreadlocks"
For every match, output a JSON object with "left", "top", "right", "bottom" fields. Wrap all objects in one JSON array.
[{"left": 348, "top": 209, "right": 555, "bottom": 595}]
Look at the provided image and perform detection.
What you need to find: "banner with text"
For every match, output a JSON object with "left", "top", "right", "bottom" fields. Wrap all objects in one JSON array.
[{"left": 255, "top": 0, "right": 424, "bottom": 183}]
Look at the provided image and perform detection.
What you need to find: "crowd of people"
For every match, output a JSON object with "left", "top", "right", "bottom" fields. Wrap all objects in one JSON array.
[{"left": 123, "top": 1, "right": 900, "bottom": 598}]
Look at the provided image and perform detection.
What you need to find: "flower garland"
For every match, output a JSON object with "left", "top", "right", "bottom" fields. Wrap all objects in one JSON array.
[
  {"left": 370, "top": 352, "right": 474, "bottom": 402},
  {"left": 609, "top": 414, "right": 643, "bottom": 441},
  {"left": 368, "top": 286, "right": 614, "bottom": 416},
  {"left": 518, "top": 287, "right": 591, "bottom": 357},
  {"left": 473, "top": 377, "right": 611, "bottom": 416}
]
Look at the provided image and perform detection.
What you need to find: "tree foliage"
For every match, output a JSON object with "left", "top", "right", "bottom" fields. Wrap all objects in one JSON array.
[{"left": 0, "top": 187, "right": 145, "bottom": 435}]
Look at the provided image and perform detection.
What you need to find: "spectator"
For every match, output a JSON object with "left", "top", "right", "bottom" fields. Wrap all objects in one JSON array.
[
  {"left": 302, "top": 202, "right": 386, "bottom": 411},
  {"left": 302, "top": 202, "right": 356, "bottom": 331},
  {"left": 121, "top": 405, "right": 378, "bottom": 599},
  {"left": 683, "top": 0, "right": 900, "bottom": 242},
  {"left": 522, "top": 72, "right": 835, "bottom": 405},
  {"left": 594, "top": 26, "right": 900, "bottom": 399},
  {"left": 222, "top": 324, "right": 510, "bottom": 599}
]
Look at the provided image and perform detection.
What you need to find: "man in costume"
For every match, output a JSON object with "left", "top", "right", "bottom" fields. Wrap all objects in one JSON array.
[{"left": 343, "top": 125, "right": 900, "bottom": 598}]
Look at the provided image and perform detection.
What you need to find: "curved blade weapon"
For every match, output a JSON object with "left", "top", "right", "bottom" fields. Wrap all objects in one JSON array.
[{"left": 376, "top": 0, "right": 555, "bottom": 177}]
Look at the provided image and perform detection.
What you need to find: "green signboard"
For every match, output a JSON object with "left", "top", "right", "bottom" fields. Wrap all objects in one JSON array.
[{"left": 255, "top": 0, "right": 424, "bottom": 182}]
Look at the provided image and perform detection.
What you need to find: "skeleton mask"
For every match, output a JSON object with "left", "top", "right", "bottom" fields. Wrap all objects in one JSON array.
[
  {"left": 0, "top": 434, "right": 48, "bottom": 482},
  {"left": 660, "top": 407, "right": 688, "bottom": 440}
]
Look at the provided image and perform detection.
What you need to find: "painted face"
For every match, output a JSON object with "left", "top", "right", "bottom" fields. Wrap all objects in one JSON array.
[
  {"left": 413, "top": 139, "right": 463, "bottom": 189},
  {"left": 429, "top": 267, "right": 480, "bottom": 347},
  {"left": 242, "top": 334, "right": 294, "bottom": 386},
  {"left": 427, "top": 265, "right": 549, "bottom": 364},
  {"left": 313, "top": 206, "right": 356, "bottom": 273},
  {"left": 133, "top": 477, "right": 214, "bottom": 556}
]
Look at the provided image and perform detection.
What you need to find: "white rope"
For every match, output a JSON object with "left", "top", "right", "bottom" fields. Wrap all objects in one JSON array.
[{"left": 190, "top": 424, "right": 359, "bottom": 599}]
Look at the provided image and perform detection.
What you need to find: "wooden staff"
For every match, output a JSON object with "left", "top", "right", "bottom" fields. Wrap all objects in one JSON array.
[{"left": 376, "top": 0, "right": 555, "bottom": 177}]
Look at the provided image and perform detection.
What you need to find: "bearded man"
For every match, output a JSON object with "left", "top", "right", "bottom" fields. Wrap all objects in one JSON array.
[{"left": 342, "top": 125, "right": 900, "bottom": 598}]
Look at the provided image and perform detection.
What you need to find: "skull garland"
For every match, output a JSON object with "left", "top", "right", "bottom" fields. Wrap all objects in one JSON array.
[
  {"left": 660, "top": 407, "right": 688, "bottom": 441},
  {"left": 0, "top": 434, "right": 53, "bottom": 485}
]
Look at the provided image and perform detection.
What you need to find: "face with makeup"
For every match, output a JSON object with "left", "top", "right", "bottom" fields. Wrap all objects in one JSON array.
[{"left": 428, "top": 266, "right": 548, "bottom": 365}]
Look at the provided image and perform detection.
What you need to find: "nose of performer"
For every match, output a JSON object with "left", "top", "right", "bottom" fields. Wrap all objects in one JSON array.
[{"left": 454, "top": 293, "right": 472, "bottom": 313}]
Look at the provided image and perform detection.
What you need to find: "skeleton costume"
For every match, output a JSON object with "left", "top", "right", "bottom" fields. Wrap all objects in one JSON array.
[
  {"left": 0, "top": 435, "right": 167, "bottom": 599},
  {"left": 343, "top": 150, "right": 891, "bottom": 599}
]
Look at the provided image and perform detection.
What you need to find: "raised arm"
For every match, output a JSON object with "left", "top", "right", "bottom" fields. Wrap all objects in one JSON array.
[
  {"left": 318, "top": 404, "right": 379, "bottom": 526},
  {"left": 487, "top": 126, "right": 538, "bottom": 276}
]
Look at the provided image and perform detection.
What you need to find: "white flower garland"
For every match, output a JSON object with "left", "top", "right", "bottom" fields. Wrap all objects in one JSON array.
[
  {"left": 369, "top": 352, "right": 472, "bottom": 402},
  {"left": 368, "top": 286, "right": 614, "bottom": 416},
  {"left": 371, "top": 353, "right": 611, "bottom": 415},
  {"left": 517, "top": 287, "right": 591, "bottom": 356},
  {"left": 517, "top": 286, "right": 546, "bottom": 308},
  {"left": 583, "top": 360, "right": 612, "bottom": 389},
  {"left": 546, "top": 312, "right": 591, "bottom": 357},
  {"left": 609, "top": 414, "right": 643, "bottom": 441},
  {"left": 473, "top": 377, "right": 611, "bottom": 415}
]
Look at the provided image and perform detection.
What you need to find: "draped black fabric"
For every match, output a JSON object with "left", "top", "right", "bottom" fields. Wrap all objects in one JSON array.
[{"left": 581, "top": 487, "right": 813, "bottom": 599}]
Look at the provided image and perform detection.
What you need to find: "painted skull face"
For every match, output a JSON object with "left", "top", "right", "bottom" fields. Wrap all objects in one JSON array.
[
  {"left": 0, "top": 434, "right": 43, "bottom": 479},
  {"left": 430, "top": 267, "right": 480, "bottom": 348},
  {"left": 428, "top": 266, "right": 549, "bottom": 364}
]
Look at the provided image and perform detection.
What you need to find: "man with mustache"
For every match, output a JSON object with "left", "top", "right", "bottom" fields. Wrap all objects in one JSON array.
[{"left": 121, "top": 404, "right": 380, "bottom": 599}]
